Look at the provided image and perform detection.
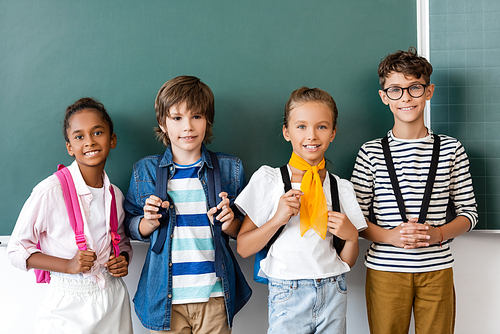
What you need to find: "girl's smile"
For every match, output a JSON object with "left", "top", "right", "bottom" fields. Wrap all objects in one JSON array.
[
  {"left": 303, "top": 144, "right": 323, "bottom": 154},
  {"left": 65, "top": 109, "right": 116, "bottom": 173},
  {"left": 84, "top": 149, "right": 101, "bottom": 157}
]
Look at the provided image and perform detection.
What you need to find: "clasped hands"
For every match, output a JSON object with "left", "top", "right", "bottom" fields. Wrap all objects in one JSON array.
[{"left": 393, "top": 217, "right": 442, "bottom": 249}]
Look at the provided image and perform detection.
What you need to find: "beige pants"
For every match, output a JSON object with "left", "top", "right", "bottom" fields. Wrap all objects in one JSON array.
[
  {"left": 151, "top": 297, "right": 231, "bottom": 334},
  {"left": 366, "top": 267, "right": 456, "bottom": 334}
]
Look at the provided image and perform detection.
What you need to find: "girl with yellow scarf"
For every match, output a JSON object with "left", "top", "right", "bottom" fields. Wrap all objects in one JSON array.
[{"left": 235, "top": 87, "right": 367, "bottom": 334}]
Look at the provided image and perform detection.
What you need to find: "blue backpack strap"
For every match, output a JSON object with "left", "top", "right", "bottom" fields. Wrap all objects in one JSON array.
[
  {"left": 253, "top": 165, "right": 290, "bottom": 284},
  {"left": 207, "top": 151, "right": 224, "bottom": 278},
  {"left": 151, "top": 153, "right": 171, "bottom": 254}
]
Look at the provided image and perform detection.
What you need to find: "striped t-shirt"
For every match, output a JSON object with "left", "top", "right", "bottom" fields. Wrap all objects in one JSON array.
[
  {"left": 351, "top": 130, "right": 478, "bottom": 273},
  {"left": 168, "top": 159, "right": 223, "bottom": 304}
]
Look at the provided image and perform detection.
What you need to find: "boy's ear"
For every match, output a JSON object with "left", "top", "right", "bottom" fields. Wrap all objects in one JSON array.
[
  {"left": 379, "top": 90, "right": 390, "bottom": 105},
  {"left": 282, "top": 125, "right": 291, "bottom": 142},
  {"left": 425, "top": 84, "right": 435, "bottom": 101},
  {"left": 159, "top": 124, "right": 167, "bottom": 133},
  {"left": 66, "top": 142, "right": 75, "bottom": 157},
  {"left": 110, "top": 133, "right": 117, "bottom": 149}
]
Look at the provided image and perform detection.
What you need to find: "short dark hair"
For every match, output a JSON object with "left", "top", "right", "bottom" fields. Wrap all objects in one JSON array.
[
  {"left": 283, "top": 87, "right": 338, "bottom": 130},
  {"left": 154, "top": 76, "right": 214, "bottom": 147},
  {"left": 63, "top": 97, "right": 113, "bottom": 143},
  {"left": 378, "top": 47, "right": 433, "bottom": 88}
]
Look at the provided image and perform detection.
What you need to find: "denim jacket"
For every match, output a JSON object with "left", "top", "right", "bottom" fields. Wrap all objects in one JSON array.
[{"left": 124, "top": 145, "right": 252, "bottom": 331}]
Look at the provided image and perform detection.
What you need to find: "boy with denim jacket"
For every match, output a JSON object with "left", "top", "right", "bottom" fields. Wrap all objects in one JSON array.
[
  {"left": 351, "top": 48, "right": 477, "bottom": 334},
  {"left": 124, "top": 76, "right": 251, "bottom": 333}
]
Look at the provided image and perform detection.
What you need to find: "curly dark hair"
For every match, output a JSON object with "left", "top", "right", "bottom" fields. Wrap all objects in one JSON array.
[
  {"left": 378, "top": 47, "right": 433, "bottom": 88},
  {"left": 63, "top": 97, "right": 113, "bottom": 143}
]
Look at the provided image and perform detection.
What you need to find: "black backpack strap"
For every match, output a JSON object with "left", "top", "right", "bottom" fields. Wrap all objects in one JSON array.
[
  {"left": 207, "top": 151, "right": 225, "bottom": 278},
  {"left": 268, "top": 166, "right": 345, "bottom": 254},
  {"left": 382, "top": 135, "right": 408, "bottom": 223},
  {"left": 418, "top": 135, "right": 441, "bottom": 223},
  {"left": 382, "top": 134, "right": 441, "bottom": 224},
  {"left": 266, "top": 166, "right": 290, "bottom": 247},
  {"left": 328, "top": 173, "right": 345, "bottom": 254},
  {"left": 152, "top": 153, "right": 171, "bottom": 254}
]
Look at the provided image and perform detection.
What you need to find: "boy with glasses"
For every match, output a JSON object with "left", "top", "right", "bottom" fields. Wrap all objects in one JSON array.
[{"left": 351, "top": 47, "right": 478, "bottom": 334}]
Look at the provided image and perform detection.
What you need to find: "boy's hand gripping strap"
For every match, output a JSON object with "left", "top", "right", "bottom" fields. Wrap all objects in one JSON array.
[
  {"left": 381, "top": 135, "right": 441, "bottom": 224},
  {"left": 207, "top": 151, "right": 224, "bottom": 278},
  {"left": 151, "top": 151, "right": 225, "bottom": 278}
]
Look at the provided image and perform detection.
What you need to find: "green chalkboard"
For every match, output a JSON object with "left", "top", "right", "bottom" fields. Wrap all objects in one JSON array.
[
  {"left": 429, "top": 0, "right": 500, "bottom": 230},
  {"left": 0, "top": 0, "right": 416, "bottom": 235}
]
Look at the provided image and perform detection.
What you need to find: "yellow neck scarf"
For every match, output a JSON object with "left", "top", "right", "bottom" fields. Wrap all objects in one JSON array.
[{"left": 288, "top": 152, "right": 328, "bottom": 239}]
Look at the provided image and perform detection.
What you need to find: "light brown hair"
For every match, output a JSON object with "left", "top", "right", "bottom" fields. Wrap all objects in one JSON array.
[
  {"left": 283, "top": 87, "right": 338, "bottom": 130},
  {"left": 154, "top": 76, "right": 214, "bottom": 146}
]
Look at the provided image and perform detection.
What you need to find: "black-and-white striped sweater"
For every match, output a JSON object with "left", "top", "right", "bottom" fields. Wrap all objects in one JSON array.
[{"left": 351, "top": 130, "right": 478, "bottom": 273}]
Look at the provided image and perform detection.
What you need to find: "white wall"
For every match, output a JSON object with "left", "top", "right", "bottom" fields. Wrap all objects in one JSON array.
[{"left": 1, "top": 233, "right": 499, "bottom": 334}]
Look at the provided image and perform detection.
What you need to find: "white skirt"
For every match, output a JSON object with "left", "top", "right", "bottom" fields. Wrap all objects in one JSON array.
[{"left": 35, "top": 271, "right": 133, "bottom": 334}]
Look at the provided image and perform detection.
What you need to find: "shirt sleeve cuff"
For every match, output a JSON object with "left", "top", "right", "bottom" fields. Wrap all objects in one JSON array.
[
  {"left": 127, "top": 215, "right": 151, "bottom": 242},
  {"left": 11, "top": 246, "right": 41, "bottom": 272}
]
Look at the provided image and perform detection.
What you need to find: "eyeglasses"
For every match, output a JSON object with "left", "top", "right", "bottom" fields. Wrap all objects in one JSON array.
[{"left": 382, "top": 84, "right": 429, "bottom": 100}]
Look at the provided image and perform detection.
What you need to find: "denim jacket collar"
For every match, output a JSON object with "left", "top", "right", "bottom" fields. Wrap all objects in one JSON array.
[{"left": 158, "top": 144, "right": 214, "bottom": 170}]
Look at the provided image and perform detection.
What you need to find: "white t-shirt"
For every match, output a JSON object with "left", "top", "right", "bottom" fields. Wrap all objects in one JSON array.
[
  {"left": 235, "top": 165, "right": 367, "bottom": 280},
  {"left": 88, "top": 186, "right": 107, "bottom": 254}
]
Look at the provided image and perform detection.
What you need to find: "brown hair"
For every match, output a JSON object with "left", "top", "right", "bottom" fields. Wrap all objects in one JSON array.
[
  {"left": 378, "top": 47, "right": 433, "bottom": 88},
  {"left": 283, "top": 87, "right": 338, "bottom": 130},
  {"left": 63, "top": 97, "right": 113, "bottom": 143},
  {"left": 154, "top": 76, "right": 215, "bottom": 146}
]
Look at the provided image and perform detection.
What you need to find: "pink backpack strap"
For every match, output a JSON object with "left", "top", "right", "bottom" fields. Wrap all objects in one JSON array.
[
  {"left": 54, "top": 165, "right": 87, "bottom": 251},
  {"left": 35, "top": 164, "right": 87, "bottom": 284},
  {"left": 109, "top": 185, "right": 120, "bottom": 257},
  {"left": 35, "top": 165, "right": 121, "bottom": 284}
]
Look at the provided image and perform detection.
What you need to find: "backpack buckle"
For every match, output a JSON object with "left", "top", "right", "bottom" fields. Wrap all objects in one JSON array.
[
  {"left": 75, "top": 234, "right": 87, "bottom": 250},
  {"left": 110, "top": 232, "right": 121, "bottom": 245}
]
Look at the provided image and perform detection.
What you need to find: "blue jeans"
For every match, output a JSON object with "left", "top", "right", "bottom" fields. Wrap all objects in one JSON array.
[{"left": 267, "top": 274, "right": 347, "bottom": 334}]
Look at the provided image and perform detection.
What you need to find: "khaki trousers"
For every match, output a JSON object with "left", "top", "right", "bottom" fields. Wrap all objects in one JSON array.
[
  {"left": 365, "top": 267, "right": 455, "bottom": 334},
  {"left": 151, "top": 297, "right": 230, "bottom": 334}
]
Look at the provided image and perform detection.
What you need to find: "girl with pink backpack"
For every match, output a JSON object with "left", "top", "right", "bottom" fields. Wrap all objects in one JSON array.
[{"left": 7, "top": 98, "right": 133, "bottom": 333}]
